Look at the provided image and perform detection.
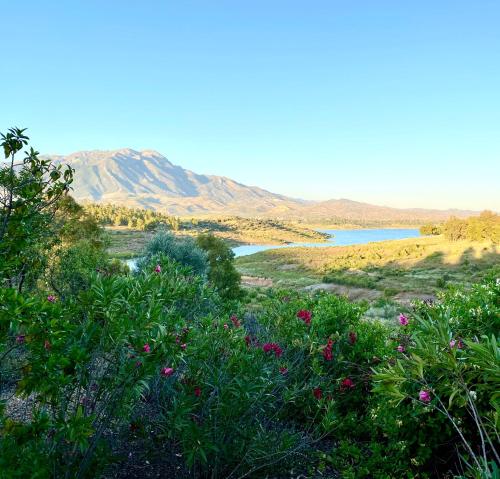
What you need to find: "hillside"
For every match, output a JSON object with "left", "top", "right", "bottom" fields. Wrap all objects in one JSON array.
[{"left": 45, "top": 148, "right": 477, "bottom": 222}]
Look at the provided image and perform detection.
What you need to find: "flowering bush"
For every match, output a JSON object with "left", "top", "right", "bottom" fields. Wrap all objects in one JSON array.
[
  {"left": 0, "top": 258, "right": 220, "bottom": 477},
  {"left": 373, "top": 276, "right": 500, "bottom": 478}
]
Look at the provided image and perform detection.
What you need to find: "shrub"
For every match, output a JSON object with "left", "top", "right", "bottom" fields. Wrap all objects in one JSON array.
[
  {"left": 373, "top": 278, "right": 500, "bottom": 478},
  {"left": 0, "top": 260, "right": 220, "bottom": 477},
  {"left": 136, "top": 231, "right": 208, "bottom": 277}
]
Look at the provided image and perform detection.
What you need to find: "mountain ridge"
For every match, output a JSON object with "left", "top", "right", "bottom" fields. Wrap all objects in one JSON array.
[{"left": 44, "top": 148, "right": 477, "bottom": 222}]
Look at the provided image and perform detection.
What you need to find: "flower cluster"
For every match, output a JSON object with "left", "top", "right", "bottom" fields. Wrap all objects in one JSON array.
[
  {"left": 323, "top": 338, "right": 334, "bottom": 361},
  {"left": 340, "top": 377, "right": 355, "bottom": 391},
  {"left": 398, "top": 313, "right": 409, "bottom": 326},
  {"left": 419, "top": 390, "right": 431, "bottom": 403},
  {"left": 297, "top": 309, "right": 312, "bottom": 325},
  {"left": 262, "top": 342, "right": 283, "bottom": 358},
  {"left": 230, "top": 314, "right": 241, "bottom": 327}
]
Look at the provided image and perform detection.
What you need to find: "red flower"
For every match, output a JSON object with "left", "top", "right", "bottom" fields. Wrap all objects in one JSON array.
[
  {"left": 230, "top": 315, "right": 241, "bottom": 327},
  {"left": 143, "top": 343, "right": 151, "bottom": 353},
  {"left": 279, "top": 367, "right": 288, "bottom": 375},
  {"left": 348, "top": 332, "right": 357, "bottom": 345},
  {"left": 223, "top": 323, "right": 229, "bottom": 330},
  {"left": 263, "top": 343, "right": 283, "bottom": 358},
  {"left": 313, "top": 387, "right": 322, "bottom": 400},
  {"left": 297, "top": 309, "right": 312, "bottom": 325},
  {"left": 245, "top": 335, "right": 252, "bottom": 347},
  {"left": 194, "top": 386, "right": 201, "bottom": 397},
  {"left": 322, "top": 338, "right": 334, "bottom": 361},
  {"left": 340, "top": 378, "right": 355, "bottom": 390},
  {"left": 180, "top": 343, "right": 187, "bottom": 350},
  {"left": 154, "top": 264, "right": 161, "bottom": 273}
]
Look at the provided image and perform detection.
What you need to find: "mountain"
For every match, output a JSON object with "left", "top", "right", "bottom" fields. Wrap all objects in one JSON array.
[{"left": 44, "top": 148, "right": 476, "bottom": 222}]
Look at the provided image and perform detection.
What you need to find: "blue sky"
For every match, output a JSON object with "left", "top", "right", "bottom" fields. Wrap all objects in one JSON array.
[{"left": 1, "top": 0, "right": 499, "bottom": 210}]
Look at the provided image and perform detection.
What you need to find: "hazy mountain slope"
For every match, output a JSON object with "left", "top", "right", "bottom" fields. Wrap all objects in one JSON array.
[{"left": 44, "top": 149, "right": 476, "bottom": 221}]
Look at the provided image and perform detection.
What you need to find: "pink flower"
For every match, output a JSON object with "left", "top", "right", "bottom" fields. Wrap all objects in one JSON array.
[
  {"left": 143, "top": 344, "right": 151, "bottom": 353},
  {"left": 419, "top": 390, "right": 431, "bottom": 403},
  {"left": 279, "top": 367, "right": 288, "bottom": 375},
  {"left": 398, "top": 313, "right": 409, "bottom": 326},
  {"left": 161, "top": 367, "right": 174, "bottom": 377},
  {"left": 194, "top": 386, "right": 201, "bottom": 397},
  {"left": 397, "top": 345, "right": 405, "bottom": 353},
  {"left": 16, "top": 335, "right": 25, "bottom": 344},
  {"left": 457, "top": 340, "right": 464, "bottom": 349},
  {"left": 340, "top": 378, "right": 355, "bottom": 390},
  {"left": 297, "top": 309, "right": 312, "bottom": 325},
  {"left": 180, "top": 343, "right": 187, "bottom": 350},
  {"left": 313, "top": 387, "right": 322, "bottom": 400},
  {"left": 154, "top": 264, "right": 161, "bottom": 273},
  {"left": 348, "top": 331, "right": 357, "bottom": 345},
  {"left": 449, "top": 339, "right": 456, "bottom": 349},
  {"left": 230, "top": 315, "right": 241, "bottom": 327},
  {"left": 47, "top": 295, "right": 56, "bottom": 303},
  {"left": 223, "top": 323, "right": 229, "bottom": 330}
]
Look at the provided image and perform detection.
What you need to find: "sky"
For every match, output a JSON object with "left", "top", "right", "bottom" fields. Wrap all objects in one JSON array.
[{"left": 1, "top": 0, "right": 499, "bottom": 210}]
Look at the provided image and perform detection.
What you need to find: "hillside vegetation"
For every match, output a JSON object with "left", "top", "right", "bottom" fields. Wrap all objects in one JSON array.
[
  {"left": 236, "top": 236, "right": 500, "bottom": 299},
  {"left": 86, "top": 203, "right": 330, "bottom": 258}
]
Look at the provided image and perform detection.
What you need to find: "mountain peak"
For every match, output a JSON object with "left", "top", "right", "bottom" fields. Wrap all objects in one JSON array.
[{"left": 42, "top": 148, "right": 476, "bottom": 221}]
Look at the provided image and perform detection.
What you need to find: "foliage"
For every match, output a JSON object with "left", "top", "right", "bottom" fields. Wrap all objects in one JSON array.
[
  {"left": 136, "top": 231, "right": 209, "bottom": 277},
  {"left": 443, "top": 211, "right": 500, "bottom": 243},
  {"left": 0, "top": 128, "right": 74, "bottom": 290},
  {"left": 84, "top": 202, "right": 181, "bottom": 231},
  {"left": 420, "top": 223, "right": 442, "bottom": 235},
  {"left": 373, "top": 276, "right": 500, "bottom": 478},
  {"left": 196, "top": 233, "right": 242, "bottom": 299},
  {"left": 0, "top": 260, "right": 220, "bottom": 478}
]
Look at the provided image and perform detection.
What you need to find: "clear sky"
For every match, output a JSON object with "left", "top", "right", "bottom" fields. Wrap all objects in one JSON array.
[{"left": 1, "top": 0, "right": 499, "bottom": 210}]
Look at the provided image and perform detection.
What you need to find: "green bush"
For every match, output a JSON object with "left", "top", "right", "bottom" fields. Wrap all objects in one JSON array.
[
  {"left": 136, "top": 231, "right": 208, "bottom": 277},
  {"left": 0, "top": 259, "right": 220, "bottom": 477},
  {"left": 373, "top": 277, "right": 500, "bottom": 478}
]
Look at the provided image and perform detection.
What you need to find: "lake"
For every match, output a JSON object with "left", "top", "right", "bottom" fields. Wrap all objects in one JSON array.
[{"left": 232, "top": 228, "right": 421, "bottom": 257}]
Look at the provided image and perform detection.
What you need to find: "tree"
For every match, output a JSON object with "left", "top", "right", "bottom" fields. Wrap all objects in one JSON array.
[
  {"left": 0, "top": 128, "right": 73, "bottom": 289},
  {"left": 196, "top": 233, "right": 242, "bottom": 299}
]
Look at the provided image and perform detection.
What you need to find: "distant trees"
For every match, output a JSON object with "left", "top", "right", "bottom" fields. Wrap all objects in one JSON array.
[
  {"left": 443, "top": 211, "right": 499, "bottom": 243},
  {"left": 84, "top": 203, "right": 182, "bottom": 232},
  {"left": 419, "top": 224, "right": 442, "bottom": 235}
]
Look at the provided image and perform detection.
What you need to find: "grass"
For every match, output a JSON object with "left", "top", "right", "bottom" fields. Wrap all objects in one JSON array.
[{"left": 236, "top": 236, "right": 499, "bottom": 301}]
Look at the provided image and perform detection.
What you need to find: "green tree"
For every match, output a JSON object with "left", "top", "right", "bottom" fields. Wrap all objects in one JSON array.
[
  {"left": 0, "top": 128, "right": 73, "bottom": 290},
  {"left": 196, "top": 233, "right": 242, "bottom": 299}
]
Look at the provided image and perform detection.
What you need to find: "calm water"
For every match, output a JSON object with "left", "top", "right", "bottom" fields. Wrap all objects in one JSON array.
[{"left": 232, "top": 228, "right": 421, "bottom": 257}]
